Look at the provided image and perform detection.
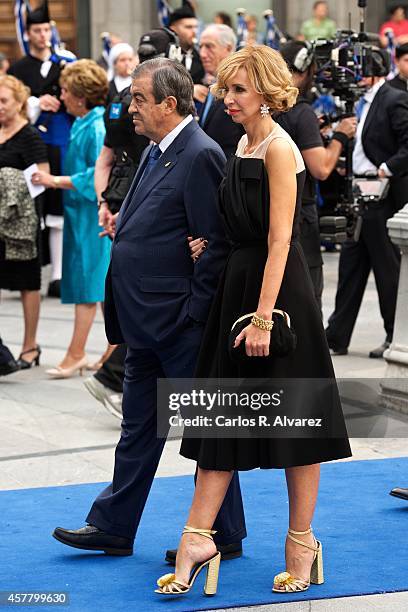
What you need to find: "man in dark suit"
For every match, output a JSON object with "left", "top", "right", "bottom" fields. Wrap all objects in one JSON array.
[
  {"left": 389, "top": 43, "right": 408, "bottom": 91},
  {"left": 197, "top": 24, "right": 245, "bottom": 157},
  {"left": 168, "top": 4, "right": 204, "bottom": 85},
  {"left": 53, "top": 58, "right": 246, "bottom": 559},
  {"left": 326, "top": 50, "right": 408, "bottom": 358}
]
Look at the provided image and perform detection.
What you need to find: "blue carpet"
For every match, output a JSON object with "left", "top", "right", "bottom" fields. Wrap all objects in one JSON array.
[{"left": 1, "top": 457, "right": 407, "bottom": 611}]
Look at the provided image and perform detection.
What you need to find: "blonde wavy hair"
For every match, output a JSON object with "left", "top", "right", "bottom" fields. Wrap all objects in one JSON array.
[
  {"left": 0, "top": 75, "right": 30, "bottom": 119},
  {"left": 60, "top": 59, "right": 108, "bottom": 109},
  {"left": 213, "top": 44, "right": 298, "bottom": 113}
]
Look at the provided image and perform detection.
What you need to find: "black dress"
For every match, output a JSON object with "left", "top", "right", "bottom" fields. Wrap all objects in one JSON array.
[
  {"left": 0, "top": 124, "right": 48, "bottom": 291},
  {"left": 180, "top": 127, "right": 352, "bottom": 470}
]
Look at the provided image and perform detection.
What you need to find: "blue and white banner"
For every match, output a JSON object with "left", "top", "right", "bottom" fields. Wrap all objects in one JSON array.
[
  {"left": 264, "top": 11, "right": 279, "bottom": 50},
  {"left": 236, "top": 9, "right": 248, "bottom": 50},
  {"left": 50, "top": 20, "right": 76, "bottom": 64},
  {"left": 14, "top": 0, "right": 30, "bottom": 56},
  {"left": 157, "top": 0, "right": 172, "bottom": 27}
]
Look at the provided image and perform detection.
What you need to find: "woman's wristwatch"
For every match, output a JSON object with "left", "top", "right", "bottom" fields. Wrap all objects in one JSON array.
[
  {"left": 53, "top": 176, "right": 61, "bottom": 189},
  {"left": 98, "top": 199, "right": 108, "bottom": 209}
]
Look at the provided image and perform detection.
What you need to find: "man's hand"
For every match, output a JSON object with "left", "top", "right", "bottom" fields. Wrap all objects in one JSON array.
[
  {"left": 39, "top": 94, "right": 61, "bottom": 113},
  {"left": 98, "top": 202, "right": 112, "bottom": 229},
  {"left": 336, "top": 116, "right": 357, "bottom": 139},
  {"left": 99, "top": 212, "right": 119, "bottom": 239},
  {"left": 193, "top": 84, "right": 209, "bottom": 103}
]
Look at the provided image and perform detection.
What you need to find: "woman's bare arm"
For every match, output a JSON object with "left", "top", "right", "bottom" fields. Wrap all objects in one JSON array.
[
  {"left": 256, "top": 138, "right": 297, "bottom": 319},
  {"left": 234, "top": 138, "right": 297, "bottom": 357}
]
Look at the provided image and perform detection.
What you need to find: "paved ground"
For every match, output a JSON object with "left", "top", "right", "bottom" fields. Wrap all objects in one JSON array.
[{"left": 1, "top": 252, "right": 407, "bottom": 611}]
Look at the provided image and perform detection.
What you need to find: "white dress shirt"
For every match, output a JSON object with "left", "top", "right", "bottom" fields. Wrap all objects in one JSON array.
[
  {"left": 157, "top": 114, "right": 193, "bottom": 154},
  {"left": 352, "top": 79, "right": 392, "bottom": 177},
  {"left": 113, "top": 75, "right": 132, "bottom": 93}
]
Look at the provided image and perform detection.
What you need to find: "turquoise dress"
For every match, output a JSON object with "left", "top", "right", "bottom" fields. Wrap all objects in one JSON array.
[{"left": 61, "top": 106, "right": 111, "bottom": 304}]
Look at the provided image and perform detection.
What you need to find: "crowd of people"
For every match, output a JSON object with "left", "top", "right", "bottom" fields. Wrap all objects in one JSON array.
[{"left": 1, "top": 0, "right": 408, "bottom": 598}]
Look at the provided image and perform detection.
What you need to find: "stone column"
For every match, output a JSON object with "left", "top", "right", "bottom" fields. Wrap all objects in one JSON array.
[
  {"left": 89, "top": 0, "right": 155, "bottom": 60},
  {"left": 379, "top": 204, "right": 408, "bottom": 414}
]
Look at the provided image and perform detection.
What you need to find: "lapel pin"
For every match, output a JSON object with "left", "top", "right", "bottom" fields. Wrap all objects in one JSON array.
[{"left": 164, "top": 161, "right": 172, "bottom": 167}]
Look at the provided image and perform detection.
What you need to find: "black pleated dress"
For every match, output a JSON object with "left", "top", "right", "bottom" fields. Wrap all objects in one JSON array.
[
  {"left": 0, "top": 124, "right": 48, "bottom": 291},
  {"left": 180, "top": 126, "right": 352, "bottom": 470}
]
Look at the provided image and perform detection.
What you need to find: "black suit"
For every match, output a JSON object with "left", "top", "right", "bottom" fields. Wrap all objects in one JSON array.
[
  {"left": 182, "top": 47, "right": 205, "bottom": 84},
  {"left": 87, "top": 121, "right": 246, "bottom": 544},
  {"left": 389, "top": 74, "right": 408, "bottom": 92},
  {"left": 200, "top": 98, "right": 245, "bottom": 158},
  {"left": 327, "top": 83, "right": 408, "bottom": 349}
]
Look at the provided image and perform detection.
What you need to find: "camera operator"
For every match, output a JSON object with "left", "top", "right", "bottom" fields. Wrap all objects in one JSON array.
[
  {"left": 276, "top": 41, "right": 357, "bottom": 312},
  {"left": 326, "top": 49, "right": 408, "bottom": 358}
]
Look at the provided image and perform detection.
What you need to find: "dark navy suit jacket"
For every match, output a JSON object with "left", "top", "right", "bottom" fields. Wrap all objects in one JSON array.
[
  {"left": 200, "top": 98, "right": 245, "bottom": 158},
  {"left": 104, "top": 119, "right": 229, "bottom": 347}
]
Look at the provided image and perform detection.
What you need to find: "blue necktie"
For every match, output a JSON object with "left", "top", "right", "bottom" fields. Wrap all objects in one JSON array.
[
  {"left": 200, "top": 92, "right": 214, "bottom": 127},
  {"left": 355, "top": 96, "right": 368, "bottom": 121},
  {"left": 137, "top": 144, "right": 161, "bottom": 189}
]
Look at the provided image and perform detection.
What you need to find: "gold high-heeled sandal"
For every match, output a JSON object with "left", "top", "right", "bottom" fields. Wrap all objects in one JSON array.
[
  {"left": 273, "top": 526, "right": 324, "bottom": 593},
  {"left": 155, "top": 526, "right": 221, "bottom": 597}
]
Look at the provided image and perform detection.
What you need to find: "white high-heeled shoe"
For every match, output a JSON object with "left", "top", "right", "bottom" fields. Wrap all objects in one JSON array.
[{"left": 46, "top": 356, "right": 89, "bottom": 379}]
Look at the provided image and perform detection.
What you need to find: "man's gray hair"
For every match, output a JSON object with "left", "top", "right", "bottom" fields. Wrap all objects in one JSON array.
[
  {"left": 132, "top": 57, "right": 195, "bottom": 117},
  {"left": 201, "top": 24, "right": 237, "bottom": 51}
]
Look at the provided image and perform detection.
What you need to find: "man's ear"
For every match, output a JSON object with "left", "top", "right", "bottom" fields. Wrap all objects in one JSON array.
[{"left": 163, "top": 95, "right": 178, "bottom": 114}]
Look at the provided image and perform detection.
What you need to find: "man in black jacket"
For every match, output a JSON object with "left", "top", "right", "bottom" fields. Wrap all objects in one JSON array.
[
  {"left": 389, "top": 43, "right": 408, "bottom": 91},
  {"left": 277, "top": 41, "right": 356, "bottom": 312},
  {"left": 168, "top": 4, "right": 204, "bottom": 85},
  {"left": 197, "top": 24, "right": 245, "bottom": 157},
  {"left": 326, "top": 50, "right": 408, "bottom": 358}
]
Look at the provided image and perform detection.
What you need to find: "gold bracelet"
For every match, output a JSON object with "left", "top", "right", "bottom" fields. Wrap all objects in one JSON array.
[
  {"left": 53, "top": 176, "right": 61, "bottom": 189},
  {"left": 251, "top": 313, "right": 274, "bottom": 331}
]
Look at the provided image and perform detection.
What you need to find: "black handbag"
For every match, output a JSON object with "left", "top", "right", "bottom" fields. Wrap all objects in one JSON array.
[{"left": 228, "top": 309, "right": 297, "bottom": 363}]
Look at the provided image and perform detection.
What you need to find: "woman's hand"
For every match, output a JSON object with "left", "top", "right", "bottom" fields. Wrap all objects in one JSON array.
[
  {"left": 234, "top": 323, "right": 271, "bottom": 357},
  {"left": 187, "top": 236, "right": 207, "bottom": 262},
  {"left": 31, "top": 171, "right": 55, "bottom": 189}
]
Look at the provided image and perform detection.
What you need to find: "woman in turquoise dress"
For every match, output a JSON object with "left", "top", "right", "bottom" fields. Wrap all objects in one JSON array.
[{"left": 33, "top": 60, "right": 111, "bottom": 378}]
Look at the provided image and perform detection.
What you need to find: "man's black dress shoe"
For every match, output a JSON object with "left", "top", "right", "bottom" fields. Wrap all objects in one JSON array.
[
  {"left": 390, "top": 487, "right": 408, "bottom": 501},
  {"left": 0, "top": 359, "right": 19, "bottom": 376},
  {"left": 325, "top": 332, "right": 348, "bottom": 356},
  {"left": 369, "top": 341, "right": 390, "bottom": 359},
  {"left": 329, "top": 345, "right": 348, "bottom": 356},
  {"left": 52, "top": 525, "right": 133, "bottom": 556},
  {"left": 165, "top": 541, "right": 242, "bottom": 565}
]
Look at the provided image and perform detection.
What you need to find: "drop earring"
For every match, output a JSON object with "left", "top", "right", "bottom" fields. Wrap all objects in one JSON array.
[{"left": 260, "top": 103, "right": 270, "bottom": 118}]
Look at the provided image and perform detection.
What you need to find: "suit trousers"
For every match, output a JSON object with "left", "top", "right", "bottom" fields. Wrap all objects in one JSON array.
[
  {"left": 87, "top": 323, "right": 247, "bottom": 544},
  {"left": 326, "top": 199, "right": 400, "bottom": 348}
]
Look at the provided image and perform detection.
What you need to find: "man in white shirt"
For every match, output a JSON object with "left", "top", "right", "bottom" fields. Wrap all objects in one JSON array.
[{"left": 326, "top": 49, "right": 408, "bottom": 358}]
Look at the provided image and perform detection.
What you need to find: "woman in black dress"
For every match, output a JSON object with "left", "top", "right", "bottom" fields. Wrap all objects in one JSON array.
[
  {"left": 0, "top": 75, "right": 49, "bottom": 368},
  {"left": 155, "top": 46, "right": 351, "bottom": 597}
]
